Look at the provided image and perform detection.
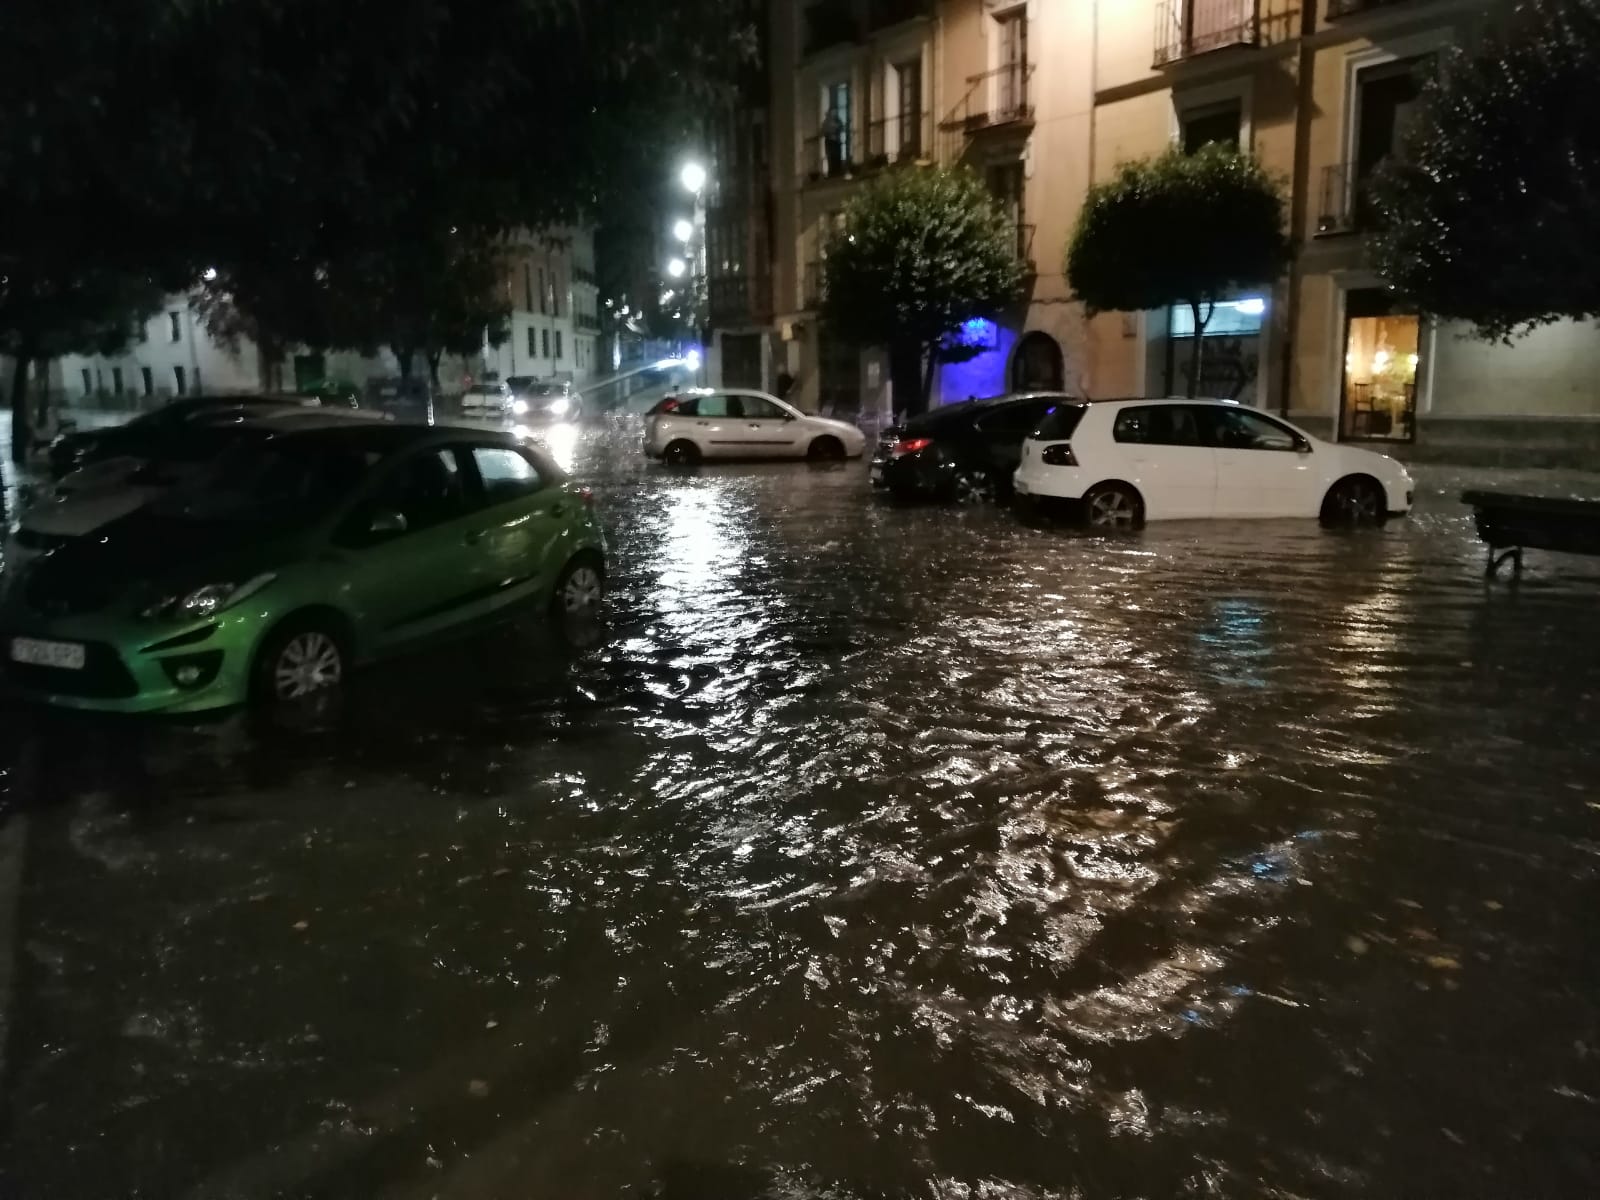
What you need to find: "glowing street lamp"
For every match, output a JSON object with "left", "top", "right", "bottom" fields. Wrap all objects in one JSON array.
[
  {"left": 666, "top": 258, "right": 687, "bottom": 279},
  {"left": 672, "top": 218, "right": 694, "bottom": 243},
  {"left": 680, "top": 162, "right": 707, "bottom": 194}
]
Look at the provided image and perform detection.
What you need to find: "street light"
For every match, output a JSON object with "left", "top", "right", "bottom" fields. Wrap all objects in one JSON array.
[
  {"left": 680, "top": 162, "right": 707, "bottom": 194},
  {"left": 666, "top": 258, "right": 687, "bottom": 279},
  {"left": 672, "top": 218, "right": 694, "bottom": 243}
]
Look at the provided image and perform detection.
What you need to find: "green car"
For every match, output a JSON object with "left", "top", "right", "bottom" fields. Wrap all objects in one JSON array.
[{"left": 1, "top": 422, "right": 606, "bottom": 714}]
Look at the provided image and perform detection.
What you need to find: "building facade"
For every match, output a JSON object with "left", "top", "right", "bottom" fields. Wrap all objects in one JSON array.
[{"left": 769, "top": 0, "right": 1600, "bottom": 460}]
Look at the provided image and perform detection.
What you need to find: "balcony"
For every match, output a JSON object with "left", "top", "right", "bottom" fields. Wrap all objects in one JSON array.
[
  {"left": 1327, "top": 0, "right": 1415, "bottom": 15},
  {"left": 803, "top": 0, "right": 860, "bottom": 57},
  {"left": 866, "top": 0, "right": 934, "bottom": 30},
  {"left": 1317, "top": 161, "right": 1384, "bottom": 235},
  {"left": 939, "top": 62, "right": 1035, "bottom": 150},
  {"left": 1154, "top": 0, "right": 1260, "bottom": 67},
  {"left": 866, "top": 111, "right": 934, "bottom": 166},
  {"left": 800, "top": 134, "right": 864, "bottom": 186}
]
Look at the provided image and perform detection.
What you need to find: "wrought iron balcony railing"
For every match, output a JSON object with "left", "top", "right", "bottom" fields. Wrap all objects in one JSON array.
[
  {"left": 1154, "top": 0, "right": 1260, "bottom": 67},
  {"left": 866, "top": 111, "right": 933, "bottom": 165}
]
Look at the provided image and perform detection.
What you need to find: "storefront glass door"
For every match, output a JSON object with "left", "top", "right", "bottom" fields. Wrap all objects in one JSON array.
[{"left": 1340, "top": 288, "right": 1420, "bottom": 442}]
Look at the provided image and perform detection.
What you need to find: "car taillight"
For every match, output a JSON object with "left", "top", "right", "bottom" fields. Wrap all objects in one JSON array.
[
  {"left": 1041, "top": 444, "right": 1078, "bottom": 466},
  {"left": 893, "top": 436, "right": 933, "bottom": 456},
  {"left": 659, "top": 397, "right": 680, "bottom": 413}
]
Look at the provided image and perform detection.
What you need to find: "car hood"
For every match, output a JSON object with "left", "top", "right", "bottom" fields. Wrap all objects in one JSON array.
[
  {"left": 14, "top": 510, "right": 297, "bottom": 617},
  {"left": 807, "top": 415, "right": 863, "bottom": 440},
  {"left": 1332, "top": 441, "right": 1411, "bottom": 482},
  {"left": 23, "top": 486, "right": 164, "bottom": 537}
]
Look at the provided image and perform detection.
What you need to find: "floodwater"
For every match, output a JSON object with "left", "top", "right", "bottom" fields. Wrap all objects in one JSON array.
[{"left": 2, "top": 419, "right": 1598, "bottom": 1197}]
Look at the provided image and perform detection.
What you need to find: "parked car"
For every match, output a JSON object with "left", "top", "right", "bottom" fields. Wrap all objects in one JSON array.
[
  {"left": 1012, "top": 397, "right": 1415, "bottom": 527},
  {"left": 870, "top": 392, "right": 1075, "bottom": 501},
  {"left": 45, "top": 395, "right": 308, "bottom": 480},
  {"left": 508, "top": 378, "right": 582, "bottom": 422},
  {"left": 644, "top": 390, "right": 866, "bottom": 464},
  {"left": 365, "top": 377, "right": 433, "bottom": 416},
  {"left": 1, "top": 424, "right": 606, "bottom": 713},
  {"left": 9, "top": 413, "right": 379, "bottom": 573},
  {"left": 461, "top": 381, "right": 514, "bottom": 416}
]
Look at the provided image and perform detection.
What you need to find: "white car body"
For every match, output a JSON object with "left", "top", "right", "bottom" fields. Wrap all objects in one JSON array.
[
  {"left": 1012, "top": 398, "right": 1414, "bottom": 521},
  {"left": 461, "top": 383, "right": 513, "bottom": 415},
  {"left": 644, "top": 389, "right": 867, "bottom": 461}
]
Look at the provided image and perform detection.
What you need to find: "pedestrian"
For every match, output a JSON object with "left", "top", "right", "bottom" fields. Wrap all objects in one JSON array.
[{"left": 820, "top": 106, "right": 845, "bottom": 177}]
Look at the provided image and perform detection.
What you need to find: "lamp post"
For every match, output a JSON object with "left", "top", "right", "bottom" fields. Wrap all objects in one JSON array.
[{"left": 673, "top": 162, "right": 709, "bottom": 384}]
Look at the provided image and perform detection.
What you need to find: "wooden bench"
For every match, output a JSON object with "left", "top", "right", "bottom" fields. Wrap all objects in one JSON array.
[{"left": 1462, "top": 490, "right": 1600, "bottom": 577}]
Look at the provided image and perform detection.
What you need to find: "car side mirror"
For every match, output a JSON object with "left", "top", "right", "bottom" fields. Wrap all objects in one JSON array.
[
  {"left": 368, "top": 509, "right": 408, "bottom": 538},
  {"left": 1295, "top": 436, "right": 1313, "bottom": 454}
]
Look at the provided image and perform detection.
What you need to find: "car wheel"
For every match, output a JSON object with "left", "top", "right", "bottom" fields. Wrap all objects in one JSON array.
[
  {"left": 1321, "top": 476, "right": 1387, "bottom": 526},
  {"left": 1083, "top": 483, "right": 1144, "bottom": 530},
  {"left": 949, "top": 468, "right": 994, "bottom": 505},
  {"left": 552, "top": 555, "right": 606, "bottom": 619},
  {"left": 807, "top": 435, "right": 846, "bottom": 462},
  {"left": 663, "top": 439, "right": 700, "bottom": 467},
  {"left": 253, "top": 619, "right": 348, "bottom": 705}
]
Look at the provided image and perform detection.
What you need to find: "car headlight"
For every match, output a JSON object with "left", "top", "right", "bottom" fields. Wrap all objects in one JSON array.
[
  {"left": 141, "top": 573, "right": 275, "bottom": 621},
  {"left": 512, "top": 398, "right": 530, "bottom": 416},
  {"left": 547, "top": 397, "right": 570, "bottom": 417}
]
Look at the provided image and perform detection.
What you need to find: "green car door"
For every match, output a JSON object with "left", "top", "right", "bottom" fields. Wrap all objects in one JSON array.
[
  {"left": 333, "top": 445, "right": 491, "bottom": 651},
  {"left": 452, "top": 441, "right": 581, "bottom": 619}
]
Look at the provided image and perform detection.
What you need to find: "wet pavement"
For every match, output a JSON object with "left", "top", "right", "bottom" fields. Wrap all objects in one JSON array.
[{"left": 2, "top": 418, "right": 1598, "bottom": 1197}]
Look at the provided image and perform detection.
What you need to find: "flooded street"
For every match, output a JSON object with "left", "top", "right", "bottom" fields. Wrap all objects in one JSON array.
[{"left": 2, "top": 419, "right": 1598, "bottom": 1197}]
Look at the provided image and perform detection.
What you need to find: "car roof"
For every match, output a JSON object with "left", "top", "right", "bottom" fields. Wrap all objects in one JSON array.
[
  {"left": 258, "top": 420, "right": 538, "bottom": 455},
  {"left": 907, "top": 393, "right": 1062, "bottom": 430}
]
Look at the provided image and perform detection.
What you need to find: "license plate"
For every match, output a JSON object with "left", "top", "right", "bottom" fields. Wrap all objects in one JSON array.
[{"left": 10, "top": 636, "right": 86, "bottom": 670}]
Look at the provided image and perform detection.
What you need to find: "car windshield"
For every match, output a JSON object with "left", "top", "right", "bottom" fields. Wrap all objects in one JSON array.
[
  {"left": 519, "top": 383, "right": 565, "bottom": 398},
  {"left": 1031, "top": 403, "right": 1088, "bottom": 440},
  {"left": 152, "top": 440, "right": 375, "bottom": 526}
]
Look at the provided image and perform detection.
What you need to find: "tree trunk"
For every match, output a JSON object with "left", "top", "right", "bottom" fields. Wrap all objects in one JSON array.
[
  {"left": 394, "top": 347, "right": 415, "bottom": 381},
  {"left": 888, "top": 338, "right": 923, "bottom": 419},
  {"left": 426, "top": 349, "right": 443, "bottom": 387},
  {"left": 257, "top": 335, "right": 280, "bottom": 392},
  {"left": 9, "top": 350, "right": 32, "bottom": 466},
  {"left": 921, "top": 340, "right": 938, "bottom": 411},
  {"left": 1186, "top": 301, "right": 1215, "bottom": 398}
]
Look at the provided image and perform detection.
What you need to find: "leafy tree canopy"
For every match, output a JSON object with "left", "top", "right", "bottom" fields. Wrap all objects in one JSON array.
[
  {"left": 1370, "top": 0, "right": 1600, "bottom": 341},
  {"left": 1067, "top": 143, "right": 1289, "bottom": 395},
  {"left": 820, "top": 167, "right": 1023, "bottom": 409}
]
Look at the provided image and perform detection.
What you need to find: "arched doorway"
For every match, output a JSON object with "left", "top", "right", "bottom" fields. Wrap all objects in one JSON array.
[{"left": 1011, "top": 331, "right": 1064, "bottom": 392}]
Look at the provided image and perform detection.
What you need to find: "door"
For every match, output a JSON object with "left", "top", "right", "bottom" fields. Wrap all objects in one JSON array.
[
  {"left": 972, "top": 399, "right": 1055, "bottom": 481},
  {"left": 1107, "top": 404, "right": 1217, "bottom": 519},
  {"left": 335, "top": 447, "right": 484, "bottom": 649},
  {"left": 736, "top": 395, "right": 804, "bottom": 457},
  {"left": 1200, "top": 406, "right": 1319, "bottom": 517},
  {"left": 458, "top": 443, "right": 573, "bottom": 614},
  {"left": 687, "top": 393, "right": 754, "bottom": 457}
]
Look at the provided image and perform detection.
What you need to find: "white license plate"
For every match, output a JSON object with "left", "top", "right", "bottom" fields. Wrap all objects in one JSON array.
[{"left": 10, "top": 637, "right": 86, "bottom": 670}]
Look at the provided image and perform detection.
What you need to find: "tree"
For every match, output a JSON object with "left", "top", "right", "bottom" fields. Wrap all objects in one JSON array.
[
  {"left": 0, "top": 1, "right": 754, "bottom": 381},
  {"left": 1369, "top": 0, "right": 1600, "bottom": 341},
  {"left": 0, "top": 267, "right": 163, "bottom": 463},
  {"left": 819, "top": 168, "right": 1023, "bottom": 415},
  {"left": 1067, "top": 144, "right": 1290, "bottom": 397}
]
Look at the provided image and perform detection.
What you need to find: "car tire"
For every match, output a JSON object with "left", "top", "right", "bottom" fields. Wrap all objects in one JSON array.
[
  {"left": 551, "top": 554, "right": 606, "bottom": 620},
  {"left": 807, "top": 435, "right": 846, "bottom": 462},
  {"left": 944, "top": 468, "right": 994, "bottom": 505},
  {"left": 252, "top": 616, "right": 349, "bottom": 706},
  {"left": 1321, "top": 476, "right": 1387, "bottom": 526},
  {"left": 663, "top": 439, "right": 701, "bottom": 467},
  {"left": 1083, "top": 482, "right": 1144, "bottom": 531}
]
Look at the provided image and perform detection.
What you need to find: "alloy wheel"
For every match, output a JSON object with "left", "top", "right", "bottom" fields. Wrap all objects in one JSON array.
[
  {"left": 1088, "top": 489, "right": 1137, "bottom": 528},
  {"left": 562, "top": 565, "right": 604, "bottom": 614},
  {"left": 273, "top": 632, "right": 343, "bottom": 699}
]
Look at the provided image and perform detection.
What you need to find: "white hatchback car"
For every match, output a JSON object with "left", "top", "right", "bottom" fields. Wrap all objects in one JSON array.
[
  {"left": 1013, "top": 398, "right": 1413, "bottom": 527},
  {"left": 644, "top": 390, "right": 867, "bottom": 464}
]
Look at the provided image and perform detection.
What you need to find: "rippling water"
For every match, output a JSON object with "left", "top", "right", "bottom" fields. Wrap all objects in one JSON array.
[{"left": 3, "top": 420, "right": 1598, "bottom": 1197}]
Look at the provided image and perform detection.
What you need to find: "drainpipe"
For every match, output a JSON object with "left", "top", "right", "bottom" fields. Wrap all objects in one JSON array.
[{"left": 1277, "top": 0, "right": 1319, "bottom": 417}]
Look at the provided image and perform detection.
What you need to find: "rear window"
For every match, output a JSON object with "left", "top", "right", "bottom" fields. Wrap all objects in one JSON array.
[
  {"left": 1030, "top": 403, "right": 1087, "bottom": 441},
  {"left": 649, "top": 395, "right": 694, "bottom": 416}
]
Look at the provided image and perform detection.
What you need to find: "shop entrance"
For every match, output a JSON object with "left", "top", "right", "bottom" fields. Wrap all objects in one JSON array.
[{"left": 1339, "top": 288, "right": 1420, "bottom": 442}]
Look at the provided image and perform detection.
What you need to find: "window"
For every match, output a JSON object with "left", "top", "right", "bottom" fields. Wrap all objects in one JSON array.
[
  {"left": 169, "top": 311, "right": 182, "bottom": 343},
  {"left": 1112, "top": 405, "right": 1206, "bottom": 447},
  {"left": 538, "top": 268, "right": 548, "bottom": 314},
  {"left": 1033, "top": 403, "right": 1087, "bottom": 441},
  {"left": 141, "top": 366, "right": 154, "bottom": 397},
  {"left": 691, "top": 394, "right": 749, "bottom": 418},
  {"left": 976, "top": 400, "right": 1054, "bottom": 438},
  {"left": 740, "top": 396, "right": 787, "bottom": 420},
  {"left": 996, "top": 8, "right": 1028, "bottom": 119},
  {"left": 528, "top": 326, "right": 537, "bottom": 358},
  {"left": 1170, "top": 298, "right": 1265, "bottom": 338},
  {"left": 112, "top": 367, "right": 124, "bottom": 395},
  {"left": 525, "top": 264, "right": 535, "bottom": 313},
  {"left": 471, "top": 446, "right": 544, "bottom": 504},
  {"left": 1181, "top": 100, "right": 1241, "bottom": 154},
  {"left": 81, "top": 368, "right": 93, "bottom": 395},
  {"left": 367, "top": 449, "right": 467, "bottom": 534},
  {"left": 896, "top": 58, "right": 923, "bottom": 158},
  {"left": 542, "top": 328, "right": 551, "bottom": 358},
  {"left": 173, "top": 365, "right": 187, "bottom": 396},
  {"left": 819, "top": 80, "right": 852, "bottom": 176},
  {"left": 1201, "top": 406, "right": 1299, "bottom": 451},
  {"left": 554, "top": 330, "right": 563, "bottom": 359}
]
